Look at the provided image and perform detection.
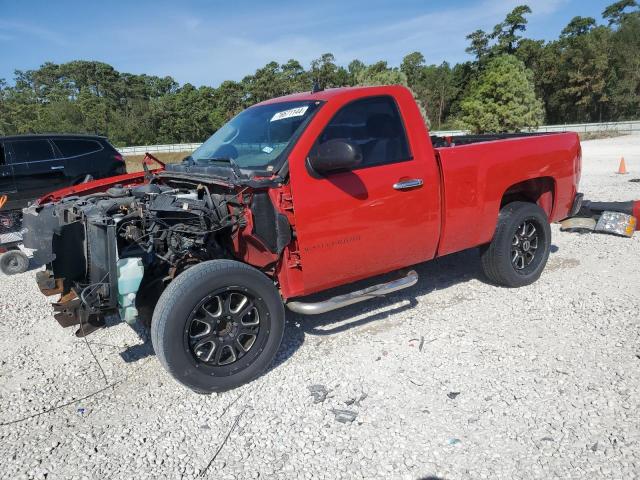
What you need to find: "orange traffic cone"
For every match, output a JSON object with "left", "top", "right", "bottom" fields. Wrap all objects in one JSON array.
[
  {"left": 617, "top": 157, "right": 628, "bottom": 174},
  {"left": 0, "top": 195, "right": 6, "bottom": 209}
]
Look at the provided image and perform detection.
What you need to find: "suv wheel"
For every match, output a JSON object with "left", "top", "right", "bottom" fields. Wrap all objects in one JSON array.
[
  {"left": 480, "top": 201, "right": 551, "bottom": 288},
  {"left": 151, "top": 260, "right": 285, "bottom": 393}
]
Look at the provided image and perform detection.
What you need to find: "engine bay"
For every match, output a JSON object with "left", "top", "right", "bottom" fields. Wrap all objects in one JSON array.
[{"left": 23, "top": 178, "right": 248, "bottom": 334}]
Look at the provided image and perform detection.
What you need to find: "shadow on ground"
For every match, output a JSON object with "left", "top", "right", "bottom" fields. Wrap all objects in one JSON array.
[
  {"left": 271, "top": 247, "right": 490, "bottom": 370},
  {"left": 83, "top": 243, "right": 561, "bottom": 382}
]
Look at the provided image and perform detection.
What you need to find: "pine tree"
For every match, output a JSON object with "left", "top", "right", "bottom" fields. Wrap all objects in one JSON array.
[{"left": 460, "top": 55, "right": 544, "bottom": 133}]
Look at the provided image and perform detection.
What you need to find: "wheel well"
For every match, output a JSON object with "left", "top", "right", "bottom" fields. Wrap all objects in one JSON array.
[{"left": 500, "top": 177, "right": 555, "bottom": 217}]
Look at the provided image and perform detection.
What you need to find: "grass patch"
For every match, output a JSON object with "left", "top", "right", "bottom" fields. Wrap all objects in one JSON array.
[
  {"left": 125, "top": 151, "right": 191, "bottom": 173},
  {"left": 578, "top": 131, "right": 629, "bottom": 141}
]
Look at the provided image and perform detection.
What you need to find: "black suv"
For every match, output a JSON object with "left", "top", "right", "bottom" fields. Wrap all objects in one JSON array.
[{"left": 0, "top": 134, "right": 126, "bottom": 212}]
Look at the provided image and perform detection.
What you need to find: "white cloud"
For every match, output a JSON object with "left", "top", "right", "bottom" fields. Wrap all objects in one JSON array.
[{"left": 0, "top": 19, "right": 68, "bottom": 46}]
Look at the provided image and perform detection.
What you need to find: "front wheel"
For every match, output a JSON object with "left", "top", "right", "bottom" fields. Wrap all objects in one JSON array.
[
  {"left": 480, "top": 201, "right": 551, "bottom": 288},
  {"left": 151, "top": 260, "right": 285, "bottom": 393}
]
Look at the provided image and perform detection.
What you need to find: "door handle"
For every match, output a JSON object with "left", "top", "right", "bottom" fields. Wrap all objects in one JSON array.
[
  {"left": 393, "top": 178, "right": 423, "bottom": 190},
  {"left": 50, "top": 165, "right": 64, "bottom": 170}
]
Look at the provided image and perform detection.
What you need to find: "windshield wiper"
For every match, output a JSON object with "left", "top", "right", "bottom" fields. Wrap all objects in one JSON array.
[{"left": 204, "top": 157, "right": 242, "bottom": 179}]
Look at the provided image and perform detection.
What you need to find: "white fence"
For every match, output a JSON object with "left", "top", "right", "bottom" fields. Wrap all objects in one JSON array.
[
  {"left": 118, "top": 120, "right": 640, "bottom": 155},
  {"left": 432, "top": 120, "right": 640, "bottom": 137},
  {"left": 118, "top": 142, "right": 202, "bottom": 155}
]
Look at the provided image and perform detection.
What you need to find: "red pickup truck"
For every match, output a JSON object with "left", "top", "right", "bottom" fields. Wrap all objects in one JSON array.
[{"left": 23, "top": 85, "right": 582, "bottom": 392}]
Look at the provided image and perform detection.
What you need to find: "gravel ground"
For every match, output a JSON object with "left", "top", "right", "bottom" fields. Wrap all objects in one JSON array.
[{"left": 1, "top": 134, "right": 639, "bottom": 480}]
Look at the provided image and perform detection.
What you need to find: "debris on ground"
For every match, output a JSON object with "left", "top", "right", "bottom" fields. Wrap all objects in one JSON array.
[
  {"left": 331, "top": 409, "right": 358, "bottom": 423},
  {"left": 447, "top": 438, "right": 461, "bottom": 446},
  {"left": 560, "top": 199, "right": 638, "bottom": 237},
  {"left": 560, "top": 217, "right": 597, "bottom": 233},
  {"left": 447, "top": 392, "right": 461, "bottom": 400},
  {"left": 308, "top": 385, "right": 329, "bottom": 404},
  {"left": 345, "top": 393, "right": 368, "bottom": 407},
  {"left": 594, "top": 211, "right": 637, "bottom": 237}
]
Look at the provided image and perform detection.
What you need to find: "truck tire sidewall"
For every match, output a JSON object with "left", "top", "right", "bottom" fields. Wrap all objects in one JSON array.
[
  {"left": 0, "top": 250, "right": 29, "bottom": 275},
  {"left": 151, "top": 260, "right": 285, "bottom": 393},
  {"left": 491, "top": 202, "right": 551, "bottom": 288}
]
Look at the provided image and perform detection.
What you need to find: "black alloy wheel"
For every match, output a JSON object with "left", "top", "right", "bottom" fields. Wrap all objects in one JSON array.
[
  {"left": 511, "top": 220, "right": 540, "bottom": 270},
  {"left": 186, "top": 288, "right": 265, "bottom": 368},
  {"left": 480, "top": 201, "right": 551, "bottom": 288}
]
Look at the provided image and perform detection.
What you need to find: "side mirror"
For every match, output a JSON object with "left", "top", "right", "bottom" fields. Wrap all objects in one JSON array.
[{"left": 308, "top": 139, "right": 363, "bottom": 175}]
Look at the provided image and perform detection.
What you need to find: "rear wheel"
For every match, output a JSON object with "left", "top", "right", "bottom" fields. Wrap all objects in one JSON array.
[
  {"left": 151, "top": 260, "right": 285, "bottom": 393},
  {"left": 0, "top": 250, "right": 29, "bottom": 275},
  {"left": 480, "top": 202, "right": 551, "bottom": 288}
]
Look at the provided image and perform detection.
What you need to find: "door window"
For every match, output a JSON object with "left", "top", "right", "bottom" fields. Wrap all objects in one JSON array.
[
  {"left": 0, "top": 143, "right": 5, "bottom": 166},
  {"left": 54, "top": 139, "right": 102, "bottom": 157},
  {"left": 8, "top": 140, "right": 55, "bottom": 163},
  {"left": 319, "top": 96, "right": 410, "bottom": 168}
]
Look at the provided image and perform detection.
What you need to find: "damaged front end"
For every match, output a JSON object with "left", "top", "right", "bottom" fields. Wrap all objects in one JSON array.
[{"left": 23, "top": 180, "right": 242, "bottom": 336}]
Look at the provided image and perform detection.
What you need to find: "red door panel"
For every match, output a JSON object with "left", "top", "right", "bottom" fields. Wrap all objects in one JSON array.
[
  {"left": 289, "top": 160, "right": 440, "bottom": 295},
  {"left": 280, "top": 87, "right": 443, "bottom": 297}
]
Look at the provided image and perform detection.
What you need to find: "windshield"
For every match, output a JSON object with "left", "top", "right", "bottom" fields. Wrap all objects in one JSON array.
[{"left": 191, "top": 100, "right": 321, "bottom": 171}]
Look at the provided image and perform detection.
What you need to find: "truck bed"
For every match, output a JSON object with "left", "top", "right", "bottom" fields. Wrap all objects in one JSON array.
[
  {"left": 432, "top": 132, "right": 581, "bottom": 257},
  {"left": 430, "top": 132, "right": 551, "bottom": 148}
]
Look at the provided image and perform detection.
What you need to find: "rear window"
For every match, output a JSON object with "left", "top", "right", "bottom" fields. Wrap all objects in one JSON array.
[
  {"left": 54, "top": 139, "right": 102, "bottom": 157},
  {"left": 9, "top": 140, "right": 55, "bottom": 163}
]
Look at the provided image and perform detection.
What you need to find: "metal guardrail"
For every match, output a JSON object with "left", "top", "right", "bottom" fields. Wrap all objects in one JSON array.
[
  {"left": 117, "top": 120, "right": 640, "bottom": 155},
  {"left": 118, "top": 143, "right": 202, "bottom": 155}
]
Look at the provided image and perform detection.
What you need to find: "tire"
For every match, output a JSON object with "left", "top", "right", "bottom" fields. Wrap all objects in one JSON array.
[
  {"left": 0, "top": 250, "right": 29, "bottom": 275},
  {"left": 480, "top": 201, "right": 551, "bottom": 288},
  {"left": 151, "top": 260, "right": 285, "bottom": 393}
]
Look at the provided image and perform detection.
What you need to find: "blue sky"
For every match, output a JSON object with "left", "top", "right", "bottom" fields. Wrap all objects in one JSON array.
[{"left": 0, "top": 0, "right": 612, "bottom": 87}]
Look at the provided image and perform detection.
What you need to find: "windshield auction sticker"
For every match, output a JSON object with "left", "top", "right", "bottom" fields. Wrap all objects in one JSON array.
[{"left": 270, "top": 106, "right": 309, "bottom": 122}]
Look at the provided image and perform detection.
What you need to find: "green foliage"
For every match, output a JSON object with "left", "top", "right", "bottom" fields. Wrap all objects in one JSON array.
[
  {"left": 460, "top": 55, "right": 544, "bottom": 133},
  {"left": 492, "top": 5, "right": 532, "bottom": 54},
  {"left": 0, "top": 0, "right": 638, "bottom": 141},
  {"left": 561, "top": 16, "right": 597, "bottom": 37},
  {"left": 603, "top": 0, "right": 638, "bottom": 25}
]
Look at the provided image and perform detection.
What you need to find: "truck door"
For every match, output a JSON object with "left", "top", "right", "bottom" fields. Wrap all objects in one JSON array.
[
  {"left": 0, "top": 142, "right": 17, "bottom": 203},
  {"left": 6, "top": 139, "right": 67, "bottom": 208},
  {"left": 288, "top": 95, "right": 442, "bottom": 295}
]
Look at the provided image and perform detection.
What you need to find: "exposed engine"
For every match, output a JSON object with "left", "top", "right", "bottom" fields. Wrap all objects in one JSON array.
[{"left": 23, "top": 180, "right": 244, "bottom": 333}]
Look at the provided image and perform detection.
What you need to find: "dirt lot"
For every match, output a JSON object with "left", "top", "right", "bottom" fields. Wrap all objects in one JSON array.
[{"left": 1, "top": 135, "right": 639, "bottom": 479}]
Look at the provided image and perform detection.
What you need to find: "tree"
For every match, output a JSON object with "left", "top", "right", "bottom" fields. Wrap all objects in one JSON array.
[
  {"left": 607, "top": 8, "right": 640, "bottom": 118},
  {"left": 603, "top": 0, "right": 638, "bottom": 25},
  {"left": 460, "top": 55, "right": 544, "bottom": 133},
  {"left": 560, "top": 26, "right": 613, "bottom": 122},
  {"left": 465, "top": 30, "right": 490, "bottom": 61},
  {"left": 400, "top": 52, "right": 426, "bottom": 87},
  {"left": 561, "top": 16, "right": 597, "bottom": 37},
  {"left": 491, "top": 5, "right": 532, "bottom": 54},
  {"left": 310, "top": 53, "right": 346, "bottom": 89},
  {"left": 347, "top": 60, "right": 366, "bottom": 86}
]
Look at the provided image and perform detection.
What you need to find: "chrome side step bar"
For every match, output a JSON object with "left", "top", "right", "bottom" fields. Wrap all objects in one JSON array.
[{"left": 286, "top": 270, "right": 418, "bottom": 315}]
